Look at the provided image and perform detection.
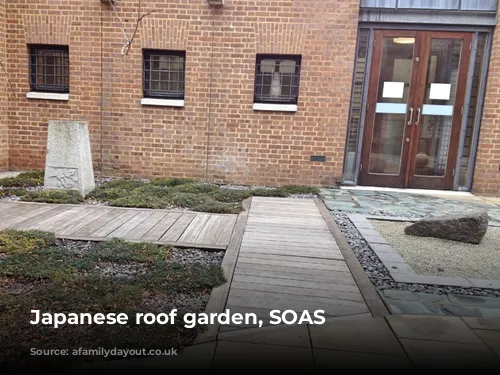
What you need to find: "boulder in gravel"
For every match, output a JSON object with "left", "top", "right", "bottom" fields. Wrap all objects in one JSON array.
[{"left": 404, "top": 211, "right": 488, "bottom": 244}]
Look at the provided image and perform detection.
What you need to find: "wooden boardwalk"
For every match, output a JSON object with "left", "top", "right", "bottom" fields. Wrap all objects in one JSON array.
[
  {"left": 222, "top": 197, "right": 370, "bottom": 330},
  {"left": 0, "top": 201, "right": 238, "bottom": 250}
]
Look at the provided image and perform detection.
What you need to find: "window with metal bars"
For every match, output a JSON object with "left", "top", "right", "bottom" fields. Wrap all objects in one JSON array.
[
  {"left": 29, "top": 45, "right": 70, "bottom": 93},
  {"left": 143, "top": 50, "right": 186, "bottom": 99},
  {"left": 254, "top": 54, "right": 302, "bottom": 105}
]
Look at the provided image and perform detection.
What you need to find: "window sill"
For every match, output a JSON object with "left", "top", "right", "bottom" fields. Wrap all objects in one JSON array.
[
  {"left": 141, "top": 98, "right": 184, "bottom": 107},
  {"left": 253, "top": 103, "right": 297, "bottom": 112},
  {"left": 26, "top": 92, "right": 70, "bottom": 101}
]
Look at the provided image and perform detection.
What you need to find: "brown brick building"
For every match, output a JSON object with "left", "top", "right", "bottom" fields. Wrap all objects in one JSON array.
[{"left": 0, "top": 0, "right": 499, "bottom": 196}]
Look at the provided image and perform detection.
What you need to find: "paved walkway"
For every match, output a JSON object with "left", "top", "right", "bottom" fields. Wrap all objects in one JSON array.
[
  {"left": 321, "top": 188, "right": 500, "bottom": 222},
  {"left": 70, "top": 314, "right": 500, "bottom": 370},
  {"left": 0, "top": 201, "right": 237, "bottom": 250},
  {"left": 222, "top": 197, "right": 369, "bottom": 331}
]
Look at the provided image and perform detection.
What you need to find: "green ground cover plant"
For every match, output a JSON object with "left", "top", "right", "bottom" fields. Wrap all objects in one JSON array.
[
  {"left": 0, "top": 171, "right": 320, "bottom": 213},
  {"left": 0, "top": 230, "right": 225, "bottom": 369}
]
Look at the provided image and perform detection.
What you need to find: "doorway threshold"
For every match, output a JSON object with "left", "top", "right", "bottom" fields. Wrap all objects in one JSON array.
[{"left": 341, "top": 185, "right": 474, "bottom": 197}]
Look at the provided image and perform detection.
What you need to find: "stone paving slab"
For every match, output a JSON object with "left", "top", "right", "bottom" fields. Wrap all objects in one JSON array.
[
  {"left": 309, "top": 316, "right": 406, "bottom": 356},
  {"left": 213, "top": 341, "right": 314, "bottom": 368},
  {"left": 399, "top": 338, "right": 500, "bottom": 369},
  {"left": 321, "top": 188, "right": 500, "bottom": 224},
  {"left": 313, "top": 349, "right": 414, "bottom": 369},
  {"left": 386, "top": 315, "right": 484, "bottom": 344},
  {"left": 64, "top": 314, "right": 500, "bottom": 371},
  {"left": 380, "top": 290, "right": 500, "bottom": 318}
]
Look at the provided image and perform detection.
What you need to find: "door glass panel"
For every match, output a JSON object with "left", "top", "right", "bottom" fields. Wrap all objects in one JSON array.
[
  {"left": 414, "top": 38, "right": 462, "bottom": 177},
  {"left": 368, "top": 36, "right": 415, "bottom": 175}
]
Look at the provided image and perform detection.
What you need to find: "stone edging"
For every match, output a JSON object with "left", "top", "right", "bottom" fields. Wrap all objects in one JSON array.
[
  {"left": 193, "top": 198, "right": 251, "bottom": 344},
  {"left": 348, "top": 214, "right": 500, "bottom": 290},
  {"left": 315, "top": 199, "right": 390, "bottom": 318}
]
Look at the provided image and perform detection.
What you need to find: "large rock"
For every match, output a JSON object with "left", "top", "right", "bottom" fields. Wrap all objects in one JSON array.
[
  {"left": 44, "top": 120, "right": 95, "bottom": 196},
  {"left": 404, "top": 212, "right": 488, "bottom": 244}
]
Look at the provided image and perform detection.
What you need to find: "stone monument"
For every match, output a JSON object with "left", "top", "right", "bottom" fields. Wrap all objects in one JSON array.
[{"left": 44, "top": 120, "right": 95, "bottom": 196}]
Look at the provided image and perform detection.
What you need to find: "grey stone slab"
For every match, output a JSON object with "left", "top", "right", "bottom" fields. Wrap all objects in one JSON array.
[
  {"left": 363, "top": 235, "right": 389, "bottom": 244},
  {"left": 313, "top": 349, "right": 414, "bottom": 369},
  {"left": 347, "top": 214, "right": 369, "bottom": 223},
  {"left": 386, "top": 315, "right": 483, "bottom": 344},
  {"left": 213, "top": 341, "right": 314, "bottom": 368},
  {"left": 462, "top": 317, "right": 500, "bottom": 331},
  {"left": 417, "top": 292, "right": 449, "bottom": 303},
  {"left": 329, "top": 202, "right": 358, "bottom": 210},
  {"left": 467, "top": 279, "right": 500, "bottom": 290},
  {"left": 385, "top": 300, "right": 445, "bottom": 315},
  {"left": 449, "top": 294, "right": 500, "bottom": 309},
  {"left": 385, "top": 262, "right": 416, "bottom": 274},
  {"left": 218, "top": 324, "right": 310, "bottom": 348},
  {"left": 309, "top": 316, "right": 405, "bottom": 356},
  {"left": 352, "top": 221, "right": 375, "bottom": 229},
  {"left": 357, "top": 228, "right": 382, "bottom": 237},
  {"left": 68, "top": 342, "right": 216, "bottom": 372},
  {"left": 399, "top": 339, "right": 500, "bottom": 369},
  {"left": 442, "top": 304, "right": 482, "bottom": 317},
  {"left": 390, "top": 274, "right": 474, "bottom": 287},
  {"left": 375, "top": 251, "right": 406, "bottom": 263},
  {"left": 370, "top": 243, "right": 397, "bottom": 253},
  {"left": 474, "top": 330, "right": 500, "bottom": 356},
  {"left": 477, "top": 308, "right": 500, "bottom": 318},
  {"left": 382, "top": 290, "right": 419, "bottom": 301}
]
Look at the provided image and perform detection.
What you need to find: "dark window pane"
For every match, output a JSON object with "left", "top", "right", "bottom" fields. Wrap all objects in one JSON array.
[
  {"left": 254, "top": 54, "right": 301, "bottom": 104},
  {"left": 29, "top": 45, "right": 69, "bottom": 93},
  {"left": 143, "top": 50, "right": 186, "bottom": 99}
]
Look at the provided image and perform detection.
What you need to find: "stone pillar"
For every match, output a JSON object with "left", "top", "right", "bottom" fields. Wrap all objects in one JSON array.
[{"left": 44, "top": 121, "right": 95, "bottom": 196}]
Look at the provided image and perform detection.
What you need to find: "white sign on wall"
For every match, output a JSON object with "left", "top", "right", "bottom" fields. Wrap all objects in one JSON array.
[
  {"left": 429, "top": 83, "right": 452, "bottom": 100},
  {"left": 382, "top": 81, "right": 405, "bottom": 99}
]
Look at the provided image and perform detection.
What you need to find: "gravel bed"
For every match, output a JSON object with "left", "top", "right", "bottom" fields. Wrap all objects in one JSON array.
[
  {"left": 91, "top": 262, "right": 149, "bottom": 279},
  {"left": 170, "top": 248, "right": 225, "bottom": 265},
  {"left": 142, "top": 292, "right": 210, "bottom": 315},
  {"left": 0, "top": 239, "right": 225, "bottom": 313},
  {"left": 370, "top": 220, "right": 500, "bottom": 280},
  {"left": 331, "top": 210, "right": 500, "bottom": 297}
]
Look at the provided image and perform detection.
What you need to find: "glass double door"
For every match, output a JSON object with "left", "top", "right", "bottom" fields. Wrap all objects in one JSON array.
[{"left": 358, "top": 30, "right": 472, "bottom": 189}]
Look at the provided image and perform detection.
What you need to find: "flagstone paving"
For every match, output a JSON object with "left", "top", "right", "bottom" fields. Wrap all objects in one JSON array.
[
  {"left": 321, "top": 188, "right": 500, "bottom": 222},
  {"left": 69, "top": 314, "right": 500, "bottom": 370}
]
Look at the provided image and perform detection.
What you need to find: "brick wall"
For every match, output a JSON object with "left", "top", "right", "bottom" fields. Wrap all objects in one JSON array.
[
  {"left": 0, "top": 0, "right": 7, "bottom": 170},
  {"left": 6, "top": 0, "right": 102, "bottom": 171},
  {"left": 473, "top": 23, "right": 500, "bottom": 196},
  {"left": 5, "top": 0, "right": 359, "bottom": 187}
]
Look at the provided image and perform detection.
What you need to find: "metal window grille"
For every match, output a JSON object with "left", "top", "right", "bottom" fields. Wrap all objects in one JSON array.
[
  {"left": 29, "top": 45, "right": 69, "bottom": 93},
  {"left": 143, "top": 50, "right": 186, "bottom": 99},
  {"left": 254, "top": 54, "right": 302, "bottom": 105}
]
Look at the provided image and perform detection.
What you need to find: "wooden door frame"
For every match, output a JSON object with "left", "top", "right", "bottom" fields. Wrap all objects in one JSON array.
[
  {"left": 406, "top": 31, "right": 473, "bottom": 190},
  {"left": 358, "top": 30, "right": 421, "bottom": 188}
]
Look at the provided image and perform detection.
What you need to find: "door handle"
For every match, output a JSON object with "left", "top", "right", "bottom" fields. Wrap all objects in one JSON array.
[
  {"left": 415, "top": 107, "right": 421, "bottom": 126},
  {"left": 407, "top": 107, "right": 413, "bottom": 126}
]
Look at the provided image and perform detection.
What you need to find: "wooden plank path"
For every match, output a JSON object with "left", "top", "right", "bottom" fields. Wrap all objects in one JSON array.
[
  {"left": 222, "top": 197, "right": 370, "bottom": 330},
  {"left": 0, "top": 201, "right": 238, "bottom": 250}
]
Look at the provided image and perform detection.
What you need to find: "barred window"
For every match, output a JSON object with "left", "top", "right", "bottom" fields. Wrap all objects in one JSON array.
[
  {"left": 143, "top": 50, "right": 186, "bottom": 99},
  {"left": 29, "top": 45, "right": 69, "bottom": 93},
  {"left": 254, "top": 54, "right": 302, "bottom": 105}
]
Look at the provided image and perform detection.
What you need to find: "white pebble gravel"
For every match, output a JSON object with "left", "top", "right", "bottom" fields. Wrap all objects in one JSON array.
[{"left": 370, "top": 220, "right": 500, "bottom": 280}]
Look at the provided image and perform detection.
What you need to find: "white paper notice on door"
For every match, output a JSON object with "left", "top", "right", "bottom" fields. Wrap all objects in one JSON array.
[
  {"left": 382, "top": 81, "right": 405, "bottom": 99},
  {"left": 429, "top": 83, "right": 452, "bottom": 100}
]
